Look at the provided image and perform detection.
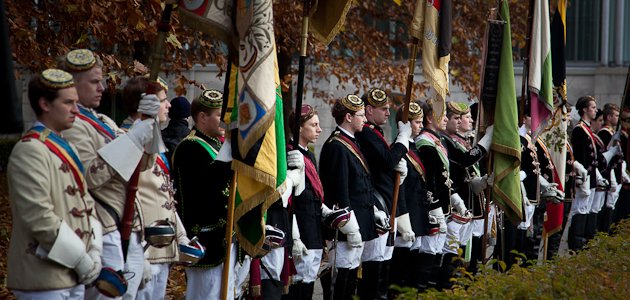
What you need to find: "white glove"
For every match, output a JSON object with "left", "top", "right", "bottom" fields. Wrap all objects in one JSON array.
[
  {"left": 450, "top": 193, "right": 468, "bottom": 215},
  {"left": 539, "top": 176, "right": 559, "bottom": 199},
  {"left": 477, "top": 125, "right": 494, "bottom": 151},
  {"left": 573, "top": 160, "right": 588, "bottom": 183},
  {"left": 395, "top": 121, "right": 412, "bottom": 151},
  {"left": 428, "top": 207, "right": 447, "bottom": 234},
  {"left": 37, "top": 222, "right": 100, "bottom": 284},
  {"left": 339, "top": 212, "right": 362, "bottom": 248},
  {"left": 595, "top": 168, "right": 609, "bottom": 188},
  {"left": 373, "top": 206, "right": 390, "bottom": 232},
  {"left": 603, "top": 145, "right": 622, "bottom": 165},
  {"left": 87, "top": 217, "right": 103, "bottom": 276},
  {"left": 291, "top": 215, "right": 308, "bottom": 259},
  {"left": 127, "top": 118, "right": 155, "bottom": 150},
  {"left": 138, "top": 93, "right": 161, "bottom": 117},
  {"left": 287, "top": 150, "right": 305, "bottom": 170},
  {"left": 470, "top": 175, "right": 488, "bottom": 194},
  {"left": 286, "top": 150, "right": 306, "bottom": 196},
  {"left": 394, "top": 158, "right": 407, "bottom": 185},
  {"left": 139, "top": 258, "right": 152, "bottom": 289},
  {"left": 396, "top": 213, "right": 415, "bottom": 242}
]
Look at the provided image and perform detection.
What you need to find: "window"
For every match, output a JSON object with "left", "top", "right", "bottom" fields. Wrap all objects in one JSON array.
[{"left": 566, "top": 0, "right": 600, "bottom": 61}]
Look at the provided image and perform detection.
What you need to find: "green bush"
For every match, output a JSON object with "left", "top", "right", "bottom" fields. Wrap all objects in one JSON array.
[
  {"left": 0, "top": 138, "right": 18, "bottom": 171},
  {"left": 395, "top": 220, "right": 630, "bottom": 299}
]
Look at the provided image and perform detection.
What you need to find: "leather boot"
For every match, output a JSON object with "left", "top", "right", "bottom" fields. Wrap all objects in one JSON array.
[
  {"left": 286, "top": 281, "right": 303, "bottom": 300},
  {"left": 261, "top": 279, "right": 282, "bottom": 300},
  {"left": 357, "top": 261, "right": 380, "bottom": 300},
  {"left": 584, "top": 212, "right": 598, "bottom": 240},
  {"left": 568, "top": 214, "right": 587, "bottom": 250},
  {"left": 302, "top": 281, "right": 315, "bottom": 299},
  {"left": 377, "top": 260, "right": 390, "bottom": 299}
]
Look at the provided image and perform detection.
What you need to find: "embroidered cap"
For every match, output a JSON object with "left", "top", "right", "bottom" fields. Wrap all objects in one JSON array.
[
  {"left": 447, "top": 101, "right": 470, "bottom": 115},
  {"left": 340, "top": 94, "right": 364, "bottom": 112},
  {"left": 408, "top": 102, "right": 423, "bottom": 120},
  {"left": 300, "top": 104, "right": 317, "bottom": 121},
  {"left": 157, "top": 77, "right": 169, "bottom": 92},
  {"left": 40, "top": 69, "right": 75, "bottom": 89},
  {"left": 364, "top": 88, "right": 389, "bottom": 107},
  {"left": 65, "top": 49, "right": 97, "bottom": 72},
  {"left": 198, "top": 89, "right": 223, "bottom": 109}
]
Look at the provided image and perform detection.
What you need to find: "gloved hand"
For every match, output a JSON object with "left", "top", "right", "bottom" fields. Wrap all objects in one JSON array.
[
  {"left": 428, "top": 207, "right": 447, "bottom": 234},
  {"left": 611, "top": 131, "right": 622, "bottom": 144},
  {"left": 373, "top": 206, "right": 391, "bottom": 233},
  {"left": 450, "top": 193, "right": 468, "bottom": 215},
  {"left": 577, "top": 175, "right": 591, "bottom": 198},
  {"left": 470, "top": 175, "right": 488, "bottom": 194},
  {"left": 394, "top": 158, "right": 407, "bottom": 185},
  {"left": 87, "top": 217, "right": 103, "bottom": 282},
  {"left": 539, "top": 176, "right": 560, "bottom": 199},
  {"left": 339, "top": 212, "right": 362, "bottom": 248},
  {"left": 286, "top": 150, "right": 306, "bottom": 196},
  {"left": 519, "top": 170, "right": 527, "bottom": 182},
  {"left": 75, "top": 252, "right": 101, "bottom": 285},
  {"left": 287, "top": 150, "right": 305, "bottom": 170},
  {"left": 127, "top": 119, "right": 155, "bottom": 150},
  {"left": 395, "top": 121, "right": 412, "bottom": 151},
  {"left": 477, "top": 125, "right": 494, "bottom": 151},
  {"left": 291, "top": 215, "right": 308, "bottom": 259},
  {"left": 603, "top": 144, "right": 622, "bottom": 165},
  {"left": 596, "top": 168, "right": 609, "bottom": 188},
  {"left": 573, "top": 160, "right": 588, "bottom": 184},
  {"left": 138, "top": 93, "right": 161, "bottom": 117},
  {"left": 139, "top": 259, "right": 152, "bottom": 289},
  {"left": 396, "top": 213, "right": 415, "bottom": 242}
]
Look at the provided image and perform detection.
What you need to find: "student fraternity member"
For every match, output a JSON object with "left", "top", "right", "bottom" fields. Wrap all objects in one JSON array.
[
  {"left": 355, "top": 88, "right": 411, "bottom": 299},
  {"left": 389, "top": 102, "right": 428, "bottom": 292},
  {"left": 8, "top": 69, "right": 102, "bottom": 299},
  {"left": 60, "top": 49, "right": 160, "bottom": 299},
  {"left": 596, "top": 104, "right": 624, "bottom": 233},
  {"left": 438, "top": 102, "right": 492, "bottom": 288},
  {"left": 320, "top": 95, "right": 377, "bottom": 299},
  {"left": 118, "top": 76, "right": 189, "bottom": 300},
  {"left": 171, "top": 90, "right": 236, "bottom": 300}
]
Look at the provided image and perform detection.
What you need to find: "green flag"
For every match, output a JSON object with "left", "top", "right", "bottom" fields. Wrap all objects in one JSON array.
[{"left": 492, "top": 0, "right": 522, "bottom": 224}]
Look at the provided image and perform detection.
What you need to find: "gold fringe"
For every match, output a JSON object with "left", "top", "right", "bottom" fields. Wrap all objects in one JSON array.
[
  {"left": 237, "top": 102, "right": 276, "bottom": 159},
  {"left": 232, "top": 160, "right": 278, "bottom": 189},
  {"left": 309, "top": 0, "right": 354, "bottom": 46},
  {"left": 250, "top": 285, "right": 261, "bottom": 297}
]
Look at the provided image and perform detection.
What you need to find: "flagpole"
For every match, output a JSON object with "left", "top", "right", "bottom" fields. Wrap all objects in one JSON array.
[
  {"left": 519, "top": 0, "right": 535, "bottom": 126},
  {"left": 616, "top": 65, "right": 630, "bottom": 133},
  {"left": 389, "top": 38, "right": 420, "bottom": 245},
  {"left": 292, "top": 0, "right": 312, "bottom": 148},
  {"left": 221, "top": 171, "right": 238, "bottom": 300}
]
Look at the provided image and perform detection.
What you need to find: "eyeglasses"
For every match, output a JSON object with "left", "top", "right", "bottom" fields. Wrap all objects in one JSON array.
[{"left": 353, "top": 113, "right": 365, "bottom": 117}]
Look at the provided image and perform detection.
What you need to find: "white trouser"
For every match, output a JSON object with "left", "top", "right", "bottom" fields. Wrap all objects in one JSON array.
[
  {"left": 234, "top": 256, "right": 252, "bottom": 299},
  {"left": 13, "top": 285, "right": 84, "bottom": 300},
  {"left": 136, "top": 263, "right": 170, "bottom": 300},
  {"left": 293, "top": 249, "right": 323, "bottom": 283},
  {"left": 334, "top": 241, "right": 364, "bottom": 269},
  {"left": 409, "top": 235, "right": 423, "bottom": 251},
  {"left": 260, "top": 247, "right": 284, "bottom": 281},
  {"left": 518, "top": 200, "right": 536, "bottom": 230},
  {"left": 570, "top": 189, "right": 595, "bottom": 216},
  {"left": 471, "top": 218, "right": 486, "bottom": 237},
  {"left": 85, "top": 231, "right": 144, "bottom": 300},
  {"left": 419, "top": 233, "right": 446, "bottom": 255},
  {"left": 459, "top": 222, "right": 474, "bottom": 246},
  {"left": 442, "top": 221, "right": 463, "bottom": 254},
  {"left": 394, "top": 236, "right": 412, "bottom": 248},
  {"left": 607, "top": 185, "right": 621, "bottom": 208},
  {"left": 362, "top": 232, "right": 394, "bottom": 262},
  {"left": 590, "top": 191, "right": 606, "bottom": 213},
  {"left": 185, "top": 243, "right": 236, "bottom": 300}
]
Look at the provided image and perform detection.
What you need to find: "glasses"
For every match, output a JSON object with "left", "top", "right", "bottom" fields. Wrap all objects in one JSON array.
[{"left": 353, "top": 113, "right": 365, "bottom": 117}]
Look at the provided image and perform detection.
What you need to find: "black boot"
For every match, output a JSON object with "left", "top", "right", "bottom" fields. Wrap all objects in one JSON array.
[
  {"left": 467, "top": 236, "right": 482, "bottom": 274},
  {"left": 286, "top": 281, "right": 303, "bottom": 300},
  {"left": 568, "top": 214, "right": 587, "bottom": 250},
  {"left": 320, "top": 268, "right": 332, "bottom": 300},
  {"left": 333, "top": 267, "right": 358, "bottom": 300},
  {"left": 357, "top": 261, "right": 380, "bottom": 300},
  {"left": 261, "top": 279, "right": 283, "bottom": 300},
  {"left": 414, "top": 252, "right": 435, "bottom": 292},
  {"left": 584, "top": 212, "right": 598, "bottom": 241},
  {"left": 389, "top": 247, "right": 410, "bottom": 288},
  {"left": 598, "top": 206, "right": 613, "bottom": 233},
  {"left": 438, "top": 253, "right": 459, "bottom": 290},
  {"left": 302, "top": 281, "right": 315, "bottom": 299},
  {"left": 377, "top": 260, "right": 390, "bottom": 299}
]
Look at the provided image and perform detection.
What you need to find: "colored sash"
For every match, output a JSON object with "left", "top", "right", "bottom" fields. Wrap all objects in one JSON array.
[
  {"left": 287, "top": 145, "right": 324, "bottom": 202},
  {"left": 23, "top": 126, "right": 85, "bottom": 196},
  {"left": 364, "top": 123, "right": 388, "bottom": 147},
  {"left": 577, "top": 121, "right": 598, "bottom": 153},
  {"left": 156, "top": 152, "right": 170, "bottom": 175},
  {"left": 406, "top": 149, "right": 426, "bottom": 181},
  {"left": 417, "top": 131, "right": 449, "bottom": 170},
  {"left": 188, "top": 136, "right": 219, "bottom": 160},
  {"left": 330, "top": 131, "right": 370, "bottom": 174},
  {"left": 78, "top": 106, "right": 116, "bottom": 140},
  {"left": 536, "top": 137, "right": 563, "bottom": 192}
]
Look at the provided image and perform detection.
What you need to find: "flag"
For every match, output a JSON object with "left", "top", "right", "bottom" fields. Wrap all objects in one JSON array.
[
  {"left": 540, "top": 0, "right": 568, "bottom": 235},
  {"left": 410, "top": 0, "right": 451, "bottom": 120},
  {"left": 178, "top": 0, "right": 234, "bottom": 46},
  {"left": 492, "top": 0, "right": 522, "bottom": 224},
  {"left": 308, "top": 0, "right": 353, "bottom": 46},
  {"left": 0, "top": 0, "right": 21, "bottom": 134},
  {"left": 228, "top": 0, "right": 288, "bottom": 258},
  {"left": 528, "top": 0, "right": 553, "bottom": 139}
]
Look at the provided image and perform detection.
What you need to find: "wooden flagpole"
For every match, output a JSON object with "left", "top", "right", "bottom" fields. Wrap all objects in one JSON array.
[{"left": 220, "top": 171, "right": 238, "bottom": 300}]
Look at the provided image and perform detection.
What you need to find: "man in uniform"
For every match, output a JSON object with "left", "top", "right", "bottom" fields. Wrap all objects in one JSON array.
[
  {"left": 119, "top": 76, "right": 189, "bottom": 300},
  {"left": 320, "top": 95, "right": 377, "bottom": 299},
  {"left": 438, "top": 102, "right": 492, "bottom": 287},
  {"left": 355, "top": 88, "right": 411, "bottom": 299},
  {"left": 8, "top": 69, "right": 102, "bottom": 299},
  {"left": 597, "top": 103, "right": 623, "bottom": 232},
  {"left": 60, "top": 49, "right": 160, "bottom": 299},
  {"left": 171, "top": 89, "right": 236, "bottom": 300}
]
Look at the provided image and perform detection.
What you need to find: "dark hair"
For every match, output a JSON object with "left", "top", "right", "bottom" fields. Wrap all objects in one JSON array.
[
  {"left": 603, "top": 103, "right": 620, "bottom": 121},
  {"left": 419, "top": 101, "right": 433, "bottom": 127},
  {"left": 576, "top": 96, "right": 596, "bottom": 117},
  {"left": 122, "top": 76, "right": 165, "bottom": 116},
  {"left": 595, "top": 109, "right": 603, "bottom": 120},
  {"left": 28, "top": 74, "right": 59, "bottom": 116},
  {"left": 331, "top": 100, "right": 355, "bottom": 125}
]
